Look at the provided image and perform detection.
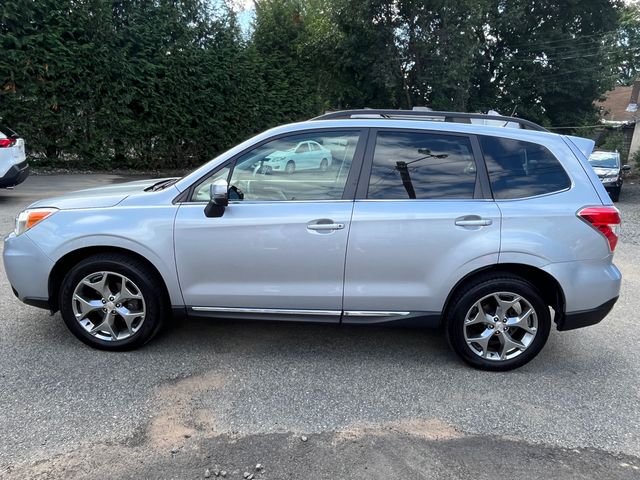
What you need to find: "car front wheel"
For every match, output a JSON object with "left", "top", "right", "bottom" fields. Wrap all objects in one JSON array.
[
  {"left": 445, "top": 274, "right": 551, "bottom": 371},
  {"left": 59, "top": 253, "right": 166, "bottom": 350}
]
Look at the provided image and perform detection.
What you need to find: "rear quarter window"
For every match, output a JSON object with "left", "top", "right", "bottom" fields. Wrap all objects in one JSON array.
[{"left": 479, "top": 136, "right": 570, "bottom": 199}]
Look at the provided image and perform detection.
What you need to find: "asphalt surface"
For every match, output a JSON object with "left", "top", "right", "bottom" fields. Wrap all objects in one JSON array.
[{"left": 1, "top": 174, "right": 639, "bottom": 479}]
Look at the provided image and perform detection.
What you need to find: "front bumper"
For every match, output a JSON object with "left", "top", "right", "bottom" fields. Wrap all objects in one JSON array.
[
  {"left": 0, "top": 161, "right": 29, "bottom": 188},
  {"left": 556, "top": 297, "right": 618, "bottom": 331},
  {"left": 3, "top": 232, "right": 54, "bottom": 309}
]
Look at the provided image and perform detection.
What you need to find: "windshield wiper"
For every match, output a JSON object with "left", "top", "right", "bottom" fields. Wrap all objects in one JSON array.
[{"left": 145, "top": 178, "right": 179, "bottom": 192}]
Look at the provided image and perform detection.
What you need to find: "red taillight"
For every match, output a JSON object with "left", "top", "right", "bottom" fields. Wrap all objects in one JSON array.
[
  {"left": 0, "top": 138, "right": 16, "bottom": 148},
  {"left": 578, "top": 206, "right": 621, "bottom": 252}
]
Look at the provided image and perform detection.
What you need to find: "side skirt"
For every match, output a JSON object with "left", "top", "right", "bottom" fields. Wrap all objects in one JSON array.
[{"left": 184, "top": 306, "right": 442, "bottom": 328}]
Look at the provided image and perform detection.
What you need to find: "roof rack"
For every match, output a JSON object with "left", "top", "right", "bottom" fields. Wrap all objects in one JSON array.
[{"left": 312, "top": 109, "right": 548, "bottom": 132}]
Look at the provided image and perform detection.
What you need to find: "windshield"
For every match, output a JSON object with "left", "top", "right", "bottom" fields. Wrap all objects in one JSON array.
[{"left": 588, "top": 151, "right": 619, "bottom": 169}]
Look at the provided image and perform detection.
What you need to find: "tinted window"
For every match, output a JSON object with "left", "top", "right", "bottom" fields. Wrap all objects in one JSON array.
[
  {"left": 480, "top": 136, "right": 570, "bottom": 199},
  {"left": 367, "top": 131, "right": 477, "bottom": 199},
  {"left": 218, "top": 131, "right": 360, "bottom": 201}
]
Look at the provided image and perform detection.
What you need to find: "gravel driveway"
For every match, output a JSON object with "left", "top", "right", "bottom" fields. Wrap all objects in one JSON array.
[
  {"left": 618, "top": 179, "right": 640, "bottom": 245},
  {"left": 1, "top": 175, "right": 639, "bottom": 479}
]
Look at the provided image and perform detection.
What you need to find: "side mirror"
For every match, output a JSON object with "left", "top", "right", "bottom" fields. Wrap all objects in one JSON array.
[
  {"left": 622, "top": 164, "right": 631, "bottom": 172},
  {"left": 204, "top": 179, "right": 228, "bottom": 218}
]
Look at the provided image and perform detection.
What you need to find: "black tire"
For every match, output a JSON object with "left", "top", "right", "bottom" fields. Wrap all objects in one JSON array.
[
  {"left": 445, "top": 274, "right": 551, "bottom": 371},
  {"left": 609, "top": 187, "right": 620, "bottom": 202},
  {"left": 59, "top": 253, "right": 167, "bottom": 351},
  {"left": 285, "top": 160, "right": 295, "bottom": 174}
]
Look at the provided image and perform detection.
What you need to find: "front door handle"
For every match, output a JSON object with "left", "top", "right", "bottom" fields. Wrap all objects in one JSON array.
[
  {"left": 455, "top": 216, "right": 493, "bottom": 227},
  {"left": 307, "top": 222, "right": 345, "bottom": 231}
]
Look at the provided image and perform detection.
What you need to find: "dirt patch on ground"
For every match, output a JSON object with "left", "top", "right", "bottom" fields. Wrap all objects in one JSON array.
[
  {"left": 146, "top": 371, "right": 225, "bottom": 449},
  {"left": 3, "top": 370, "right": 227, "bottom": 479},
  {"left": 334, "top": 418, "right": 463, "bottom": 444}
]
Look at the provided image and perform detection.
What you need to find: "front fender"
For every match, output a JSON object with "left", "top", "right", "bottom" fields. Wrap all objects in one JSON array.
[{"left": 25, "top": 206, "right": 184, "bottom": 306}]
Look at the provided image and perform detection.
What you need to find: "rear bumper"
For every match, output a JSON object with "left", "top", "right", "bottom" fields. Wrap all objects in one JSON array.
[
  {"left": 556, "top": 296, "right": 618, "bottom": 331},
  {"left": 0, "top": 161, "right": 29, "bottom": 188}
]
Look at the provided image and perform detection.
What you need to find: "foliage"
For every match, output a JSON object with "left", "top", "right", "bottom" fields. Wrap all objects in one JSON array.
[
  {"left": 614, "top": 1, "right": 640, "bottom": 85},
  {"left": 596, "top": 130, "right": 626, "bottom": 161},
  {"left": 0, "top": 0, "right": 635, "bottom": 170},
  {"left": 630, "top": 148, "right": 640, "bottom": 169}
]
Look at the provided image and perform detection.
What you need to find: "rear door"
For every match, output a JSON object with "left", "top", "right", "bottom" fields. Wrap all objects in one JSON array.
[{"left": 342, "top": 128, "right": 501, "bottom": 324}]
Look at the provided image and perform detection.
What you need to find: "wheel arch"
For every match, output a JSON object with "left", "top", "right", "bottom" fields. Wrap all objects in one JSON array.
[
  {"left": 48, "top": 246, "right": 172, "bottom": 313},
  {"left": 442, "top": 263, "right": 566, "bottom": 327}
]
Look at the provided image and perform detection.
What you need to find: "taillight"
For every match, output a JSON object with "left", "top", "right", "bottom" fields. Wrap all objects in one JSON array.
[
  {"left": 0, "top": 138, "right": 16, "bottom": 148},
  {"left": 577, "top": 206, "right": 621, "bottom": 252}
]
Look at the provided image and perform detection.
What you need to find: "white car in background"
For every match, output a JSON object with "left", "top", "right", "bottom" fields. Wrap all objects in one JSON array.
[
  {"left": 262, "top": 140, "right": 333, "bottom": 174},
  {"left": 0, "top": 125, "right": 28, "bottom": 188}
]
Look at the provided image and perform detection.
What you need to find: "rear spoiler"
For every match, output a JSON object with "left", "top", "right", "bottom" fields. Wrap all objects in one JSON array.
[
  {"left": 562, "top": 135, "right": 612, "bottom": 206},
  {"left": 0, "top": 125, "right": 19, "bottom": 138},
  {"left": 565, "top": 135, "right": 595, "bottom": 159}
]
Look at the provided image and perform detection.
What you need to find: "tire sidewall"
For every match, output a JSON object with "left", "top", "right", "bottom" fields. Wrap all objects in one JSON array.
[
  {"left": 447, "top": 278, "right": 551, "bottom": 371},
  {"left": 286, "top": 161, "right": 295, "bottom": 174},
  {"left": 59, "top": 257, "right": 163, "bottom": 350}
]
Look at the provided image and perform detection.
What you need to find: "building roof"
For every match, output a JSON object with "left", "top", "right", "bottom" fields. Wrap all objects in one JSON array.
[{"left": 596, "top": 81, "right": 640, "bottom": 124}]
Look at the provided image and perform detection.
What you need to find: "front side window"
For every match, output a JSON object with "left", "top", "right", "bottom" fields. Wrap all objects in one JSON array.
[
  {"left": 367, "top": 131, "right": 478, "bottom": 199},
  {"left": 213, "top": 131, "right": 360, "bottom": 202},
  {"left": 480, "top": 136, "right": 571, "bottom": 199}
]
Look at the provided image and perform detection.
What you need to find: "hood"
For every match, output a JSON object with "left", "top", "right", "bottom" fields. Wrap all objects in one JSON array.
[
  {"left": 592, "top": 167, "right": 619, "bottom": 177},
  {"left": 28, "top": 178, "right": 174, "bottom": 210},
  {"left": 266, "top": 150, "right": 290, "bottom": 160}
]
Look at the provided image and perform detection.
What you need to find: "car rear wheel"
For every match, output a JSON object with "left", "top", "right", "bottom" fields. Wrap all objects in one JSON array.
[
  {"left": 445, "top": 274, "right": 551, "bottom": 371},
  {"left": 285, "top": 160, "right": 295, "bottom": 174},
  {"left": 320, "top": 158, "right": 328, "bottom": 172},
  {"left": 59, "top": 253, "right": 166, "bottom": 350}
]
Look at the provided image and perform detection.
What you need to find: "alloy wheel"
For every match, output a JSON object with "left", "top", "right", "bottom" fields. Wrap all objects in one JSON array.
[
  {"left": 463, "top": 291, "right": 538, "bottom": 361},
  {"left": 72, "top": 271, "right": 146, "bottom": 341}
]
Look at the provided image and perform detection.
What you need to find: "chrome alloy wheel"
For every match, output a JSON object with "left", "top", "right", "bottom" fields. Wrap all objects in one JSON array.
[
  {"left": 72, "top": 271, "right": 146, "bottom": 341},
  {"left": 463, "top": 292, "right": 538, "bottom": 361}
]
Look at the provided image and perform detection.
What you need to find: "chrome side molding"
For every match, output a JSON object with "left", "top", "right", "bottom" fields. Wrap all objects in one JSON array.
[
  {"left": 191, "top": 307, "right": 410, "bottom": 317},
  {"left": 191, "top": 306, "right": 341, "bottom": 316}
]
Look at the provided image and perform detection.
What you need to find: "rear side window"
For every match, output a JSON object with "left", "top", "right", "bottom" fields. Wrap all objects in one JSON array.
[
  {"left": 479, "top": 136, "right": 570, "bottom": 199},
  {"left": 367, "top": 131, "right": 477, "bottom": 199}
]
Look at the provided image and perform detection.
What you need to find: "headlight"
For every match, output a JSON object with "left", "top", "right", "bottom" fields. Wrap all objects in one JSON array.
[{"left": 15, "top": 208, "right": 58, "bottom": 236}]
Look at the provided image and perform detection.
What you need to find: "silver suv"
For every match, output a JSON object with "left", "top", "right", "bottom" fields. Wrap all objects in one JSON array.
[{"left": 3, "top": 110, "right": 622, "bottom": 370}]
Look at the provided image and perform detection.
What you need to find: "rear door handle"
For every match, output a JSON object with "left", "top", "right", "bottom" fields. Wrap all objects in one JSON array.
[
  {"left": 307, "top": 223, "right": 345, "bottom": 231},
  {"left": 455, "top": 217, "right": 493, "bottom": 227}
]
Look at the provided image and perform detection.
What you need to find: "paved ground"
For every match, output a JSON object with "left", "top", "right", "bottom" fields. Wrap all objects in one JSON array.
[{"left": 1, "top": 175, "right": 639, "bottom": 479}]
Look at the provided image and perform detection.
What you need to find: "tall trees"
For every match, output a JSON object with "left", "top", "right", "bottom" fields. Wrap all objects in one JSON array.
[
  {"left": 479, "top": 0, "right": 620, "bottom": 128},
  {"left": 0, "top": 0, "right": 632, "bottom": 169},
  {"left": 614, "top": 1, "right": 640, "bottom": 85}
]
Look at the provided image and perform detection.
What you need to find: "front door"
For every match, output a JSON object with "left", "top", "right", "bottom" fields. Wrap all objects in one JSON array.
[{"left": 174, "top": 129, "right": 366, "bottom": 321}]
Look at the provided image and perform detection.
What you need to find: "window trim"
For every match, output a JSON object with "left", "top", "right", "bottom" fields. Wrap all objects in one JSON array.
[
  {"left": 477, "top": 134, "right": 573, "bottom": 200},
  {"left": 177, "top": 128, "right": 369, "bottom": 204},
  {"left": 355, "top": 127, "right": 490, "bottom": 201}
]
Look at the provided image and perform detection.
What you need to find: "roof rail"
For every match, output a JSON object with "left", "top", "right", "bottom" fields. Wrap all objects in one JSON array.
[{"left": 312, "top": 109, "right": 548, "bottom": 132}]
